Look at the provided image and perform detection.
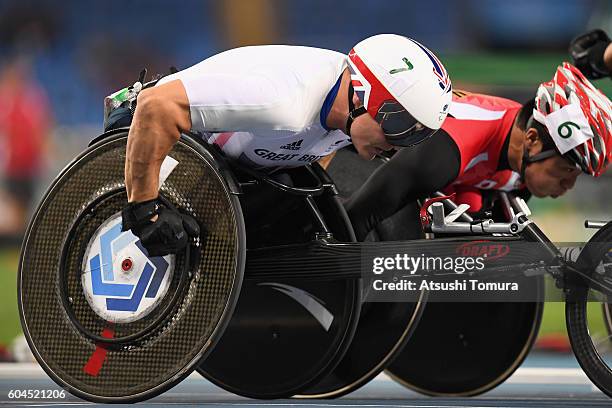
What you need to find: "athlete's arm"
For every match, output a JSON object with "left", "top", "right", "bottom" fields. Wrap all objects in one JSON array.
[
  {"left": 125, "top": 80, "right": 191, "bottom": 202},
  {"left": 345, "top": 130, "right": 461, "bottom": 241},
  {"left": 126, "top": 71, "right": 300, "bottom": 202},
  {"left": 121, "top": 80, "right": 199, "bottom": 257}
]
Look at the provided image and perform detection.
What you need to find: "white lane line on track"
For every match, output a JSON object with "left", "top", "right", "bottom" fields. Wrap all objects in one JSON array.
[
  {"left": 504, "top": 367, "right": 589, "bottom": 385},
  {"left": 372, "top": 368, "right": 591, "bottom": 385},
  {"left": 0, "top": 363, "right": 45, "bottom": 379}
]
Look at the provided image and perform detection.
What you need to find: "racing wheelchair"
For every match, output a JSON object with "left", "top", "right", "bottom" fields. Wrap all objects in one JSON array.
[
  {"left": 326, "top": 148, "right": 612, "bottom": 397},
  {"left": 18, "top": 88, "right": 612, "bottom": 403}
]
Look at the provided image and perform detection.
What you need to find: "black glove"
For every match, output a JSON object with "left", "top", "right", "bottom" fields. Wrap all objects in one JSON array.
[
  {"left": 121, "top": 197, "right": 200, "bottom": 257},
  {"left": 569, "top": 29, "right": 611, "bottom": 80}
]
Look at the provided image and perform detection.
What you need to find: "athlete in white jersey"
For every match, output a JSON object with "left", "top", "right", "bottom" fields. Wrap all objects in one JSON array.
[
  {"left": 121, "top": 34, "right": 453, "bottom": 256},
  {"left": 156, "top": 45, "right": 353, "bottom": 171}
]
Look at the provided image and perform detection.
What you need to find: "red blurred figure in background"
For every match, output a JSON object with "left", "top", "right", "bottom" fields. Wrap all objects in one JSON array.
[{"left": 0, "top": 55, "right": 52, "bottom": 237}]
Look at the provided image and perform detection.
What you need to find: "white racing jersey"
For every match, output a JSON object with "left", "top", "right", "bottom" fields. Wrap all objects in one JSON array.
[{"left": 157, "top": 45, "right": 352, "bottom": 170}]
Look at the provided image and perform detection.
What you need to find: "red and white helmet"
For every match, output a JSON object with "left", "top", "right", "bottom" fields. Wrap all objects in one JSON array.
[
  {"left": 532, "top": 62, "right": 612, "bottom": 176},
  {"left": 348, "top": 34, "right": 452, "bottom": 147}
]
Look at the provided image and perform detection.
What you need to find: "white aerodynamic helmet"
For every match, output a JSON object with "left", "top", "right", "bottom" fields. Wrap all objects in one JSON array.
[{"left": 348, "top": 34, "right": 452, "bottom": 146}]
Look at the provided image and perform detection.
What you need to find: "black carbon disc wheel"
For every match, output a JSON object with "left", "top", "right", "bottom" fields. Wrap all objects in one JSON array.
[
  {"left": 298, "top": 202, "right": 428, "bottom": 399},
  {"left": 379, "top": 207, "right": 543, "bottom": 396},
  {"left": 385, "top": 241, "right": 544, "bottom": 397},
  {"left": 295, "top": 147, "right": 427, "bottom": 399},
  {"left": 18, "top": 130, "right": 245, "bottom": 403},
  {"left": 297, "top": 293, "right": 427, "bottom": 398},
  {"left": 386, "top": 296, "right": 543, "bottom": 396},
  {"left": 566, "top": 221, "right": 612, "bottom": 397},
  {"left": 200, "top": 278, "right": 360, "bottom": 399},
  {"left": 198, "top": 166, "right": 362, "bottom": 399}
]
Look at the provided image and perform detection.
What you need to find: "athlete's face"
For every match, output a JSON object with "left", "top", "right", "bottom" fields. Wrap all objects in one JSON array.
[
  {"left": 523, "top": 135, "right": 581, "bottom": 198},
  {"left": 350, "top": 114, "right": 395, "bottom": 160}
]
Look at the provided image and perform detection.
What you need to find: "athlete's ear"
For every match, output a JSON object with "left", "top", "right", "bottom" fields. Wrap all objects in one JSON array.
[{"left": 525, "top": 128, "right": 543, "bottom": 150}]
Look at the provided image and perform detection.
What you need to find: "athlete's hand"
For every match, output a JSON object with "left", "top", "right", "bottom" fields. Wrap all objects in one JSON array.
[
  {"left": 121, "top": 198, "right": 200, "bottom": 257},
  {"left": 569, "top": 29, "right": 612, "bottom": 79}
]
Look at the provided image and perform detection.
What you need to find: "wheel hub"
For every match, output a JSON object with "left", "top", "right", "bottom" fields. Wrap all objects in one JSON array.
[{"left": 81, "top": 213, "right": 175, "bottom": 324}]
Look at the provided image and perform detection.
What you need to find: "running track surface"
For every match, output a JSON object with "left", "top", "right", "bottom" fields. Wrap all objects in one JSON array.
[{"left": 0, "top": 353, "right": 609, "bottom": 408}]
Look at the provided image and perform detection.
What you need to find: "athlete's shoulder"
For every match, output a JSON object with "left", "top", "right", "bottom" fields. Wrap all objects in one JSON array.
[
  {"left": 443, "top": 90, "right": 519, "bottom": 163},
  {"left": 205, "top": 44, "right": 347, "bottom": 66},
  {"left": 451, "top": 90, "right": 521, "bottom": 111},
  {"left": 164, "top": 44, "right": 348, "bottom": 134}
]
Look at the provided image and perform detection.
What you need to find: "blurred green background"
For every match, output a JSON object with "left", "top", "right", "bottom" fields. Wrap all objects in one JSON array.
[{"left": 0, "top": 0, "right": 610, "bottom": 355}]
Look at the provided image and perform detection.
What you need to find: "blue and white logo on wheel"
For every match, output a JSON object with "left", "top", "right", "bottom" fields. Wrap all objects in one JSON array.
[{"left": 81, "top": 213, "right": 175, "bottom": 323}]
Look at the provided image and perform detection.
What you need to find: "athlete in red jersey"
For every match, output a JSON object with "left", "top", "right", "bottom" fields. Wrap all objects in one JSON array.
[
  {"left": 345, "top": 64, "right": 611, "bottom": 241},
  {"left": 439, "top": 92, "right": 524, "bottom": 213}
]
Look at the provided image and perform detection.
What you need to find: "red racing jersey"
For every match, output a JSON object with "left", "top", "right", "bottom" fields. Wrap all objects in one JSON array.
[{"left": 441, "top": 91, "right": 524, "bottom": 212}]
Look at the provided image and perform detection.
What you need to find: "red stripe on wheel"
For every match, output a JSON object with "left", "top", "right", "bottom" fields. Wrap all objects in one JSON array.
[{"left": 83, "top": 326, "right": 115, "bottom": 377}]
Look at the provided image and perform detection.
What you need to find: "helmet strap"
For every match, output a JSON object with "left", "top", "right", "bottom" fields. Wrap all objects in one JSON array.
[
  {"left": 520, "top": 114, "right": 559, "bottom": 181},
  {"left": 345, "top": 83, "right": 368, "bottom": 137},
  {"left": 520, "top": 146, "right": 557, "bottom": 182}
]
